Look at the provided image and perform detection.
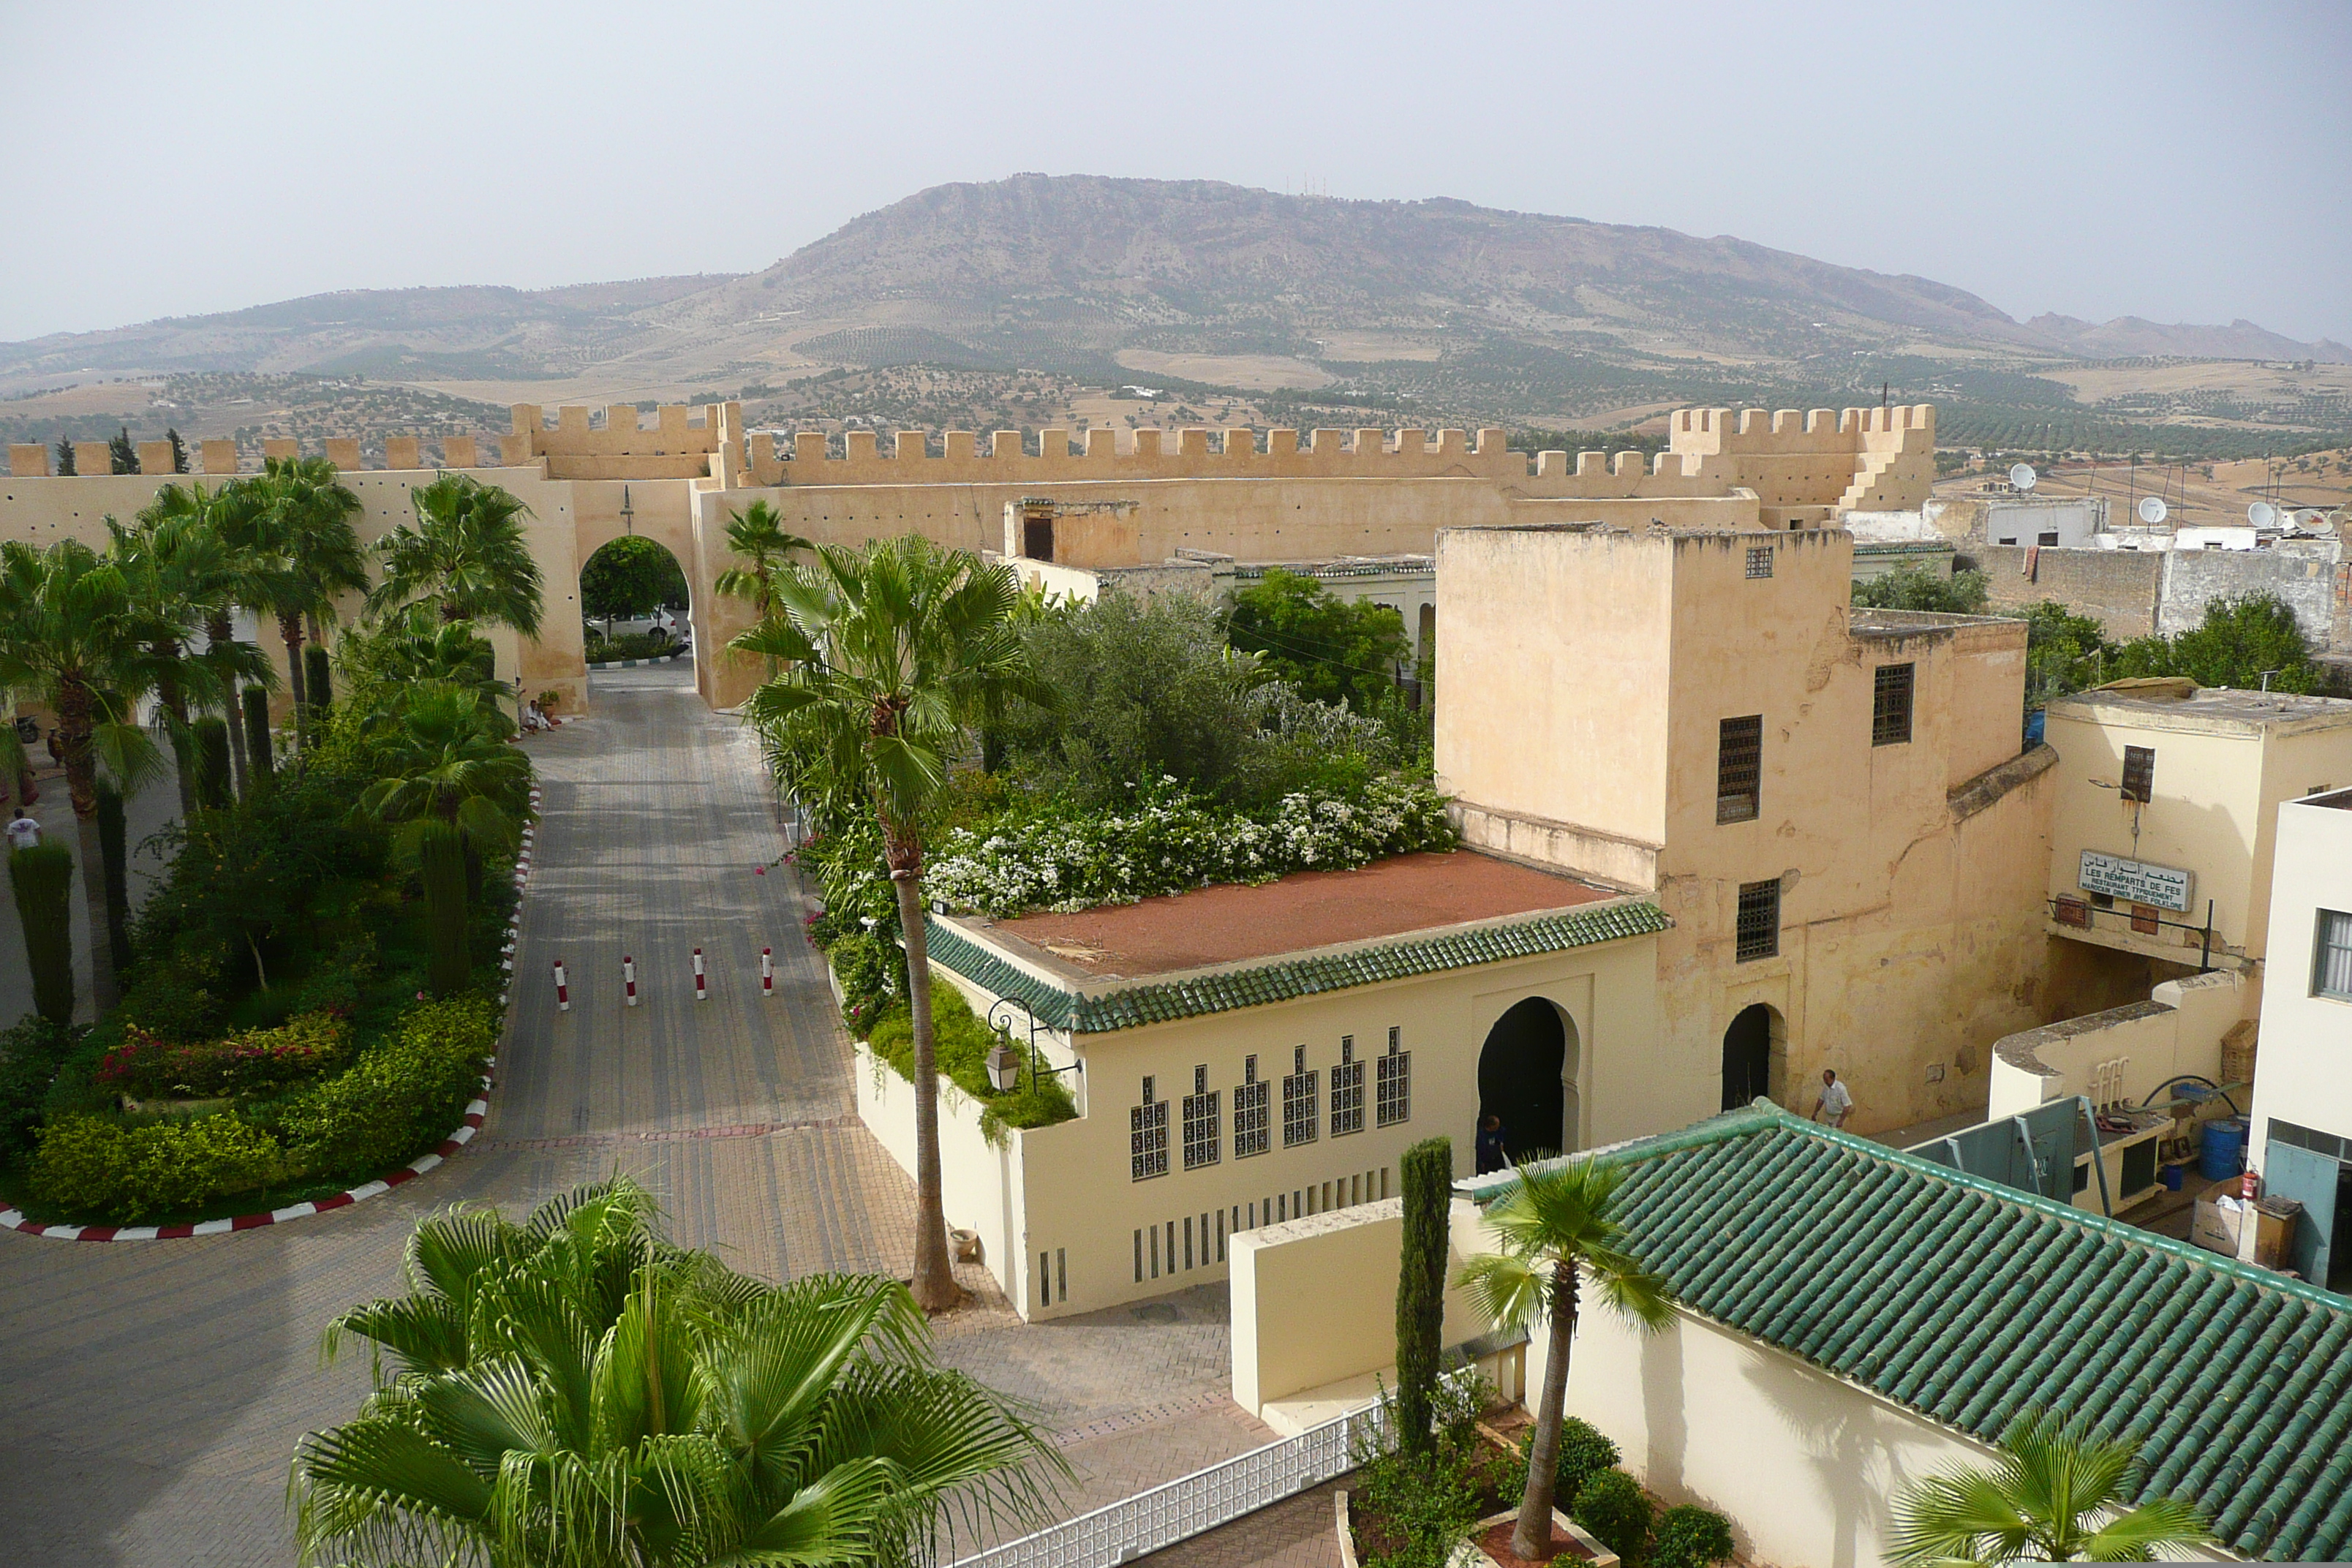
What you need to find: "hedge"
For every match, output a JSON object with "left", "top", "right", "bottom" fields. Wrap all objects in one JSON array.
[
  {"left": 8, "top": 843, "right": 75, "bottom": 1025},
  {"left": 23, "top": 993, "right": 500, "bottom": 1221},
  {"left": 30, "top": 1112, "right": 283, "bottom": 1222}
]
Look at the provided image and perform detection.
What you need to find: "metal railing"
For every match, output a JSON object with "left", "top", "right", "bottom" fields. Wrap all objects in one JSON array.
[{"left": 954, "top": 1397, "right": 1394, "bottom": 1568}]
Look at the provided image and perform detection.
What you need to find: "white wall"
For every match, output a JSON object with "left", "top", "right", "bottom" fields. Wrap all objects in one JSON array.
[
  {"left": 2250, "top": 794, "right": 2352, "bottom": 1163},
  {"left": 853, "top": 1041, "right": 1030, "bottom": 1304},
  {"left": 1987, "top": 970, "right": 2246, "bottom": 1120}
]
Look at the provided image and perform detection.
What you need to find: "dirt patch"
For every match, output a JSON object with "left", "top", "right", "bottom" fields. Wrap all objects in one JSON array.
[
  {"left": 979, "top": 851, "right": 1617, "bottom": 978},
  {"left": 1477, "top": 1518, "right": 1600, "bottom": 1566}
]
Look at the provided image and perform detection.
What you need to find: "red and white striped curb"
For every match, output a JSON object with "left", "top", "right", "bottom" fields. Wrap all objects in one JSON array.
[
  {"left": 0, "top": 1074, "right": 494, "bottom": 1241},
  {"left": 1, "top": 785, "right": 547, "bottom": 1243}
]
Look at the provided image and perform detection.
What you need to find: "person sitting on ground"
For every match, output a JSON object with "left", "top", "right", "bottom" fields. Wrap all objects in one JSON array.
[
  {"left": 5, "top": 806, "right": 40, "bottom": 852},
  {"left": 1812, "top": 1068, "right": 1852, "bottom": 1131}
]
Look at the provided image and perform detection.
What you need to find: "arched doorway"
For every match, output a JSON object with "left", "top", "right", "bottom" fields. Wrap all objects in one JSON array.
[
  {"left": 1721, "top": 1003, "right": 1782, "bottom": 1111},
  {"left": 579, "top": 535, "right": 691, "bottom": 657},
  {"left": 1479, "top": 998, "right": 1577, "bottom": 1161}
]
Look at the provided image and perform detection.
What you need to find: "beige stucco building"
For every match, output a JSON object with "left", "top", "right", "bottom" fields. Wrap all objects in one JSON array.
[
  {"left": 857, "top": 851, "right": 1665, "bottom": 1319},
  {"left": 1434, "top": 521, "right": 2056, "bottom": 1136}
]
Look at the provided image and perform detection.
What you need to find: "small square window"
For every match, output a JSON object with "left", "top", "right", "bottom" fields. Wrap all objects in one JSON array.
[
  {"left": 2316, "top": 909, "right": 2352, "bottom": 1000},
  {"left": 1735, "top": 879, "right": 1781, "bottom": 962},
  {"left": 1745, "top": 546, "right": 1774, "bottom": 579},
  {"left": 2038, "top": 531, "right": 2061, "bottom": 547},
  {"left": 1717, "top": 715, "right": 1763, "bottom": 823},
  {"left": 1872, "top": 663, "right": 1915, "bottom": 747},
  {"left": 2121, "top": 745, "right": 2155, "bottom": 804}
]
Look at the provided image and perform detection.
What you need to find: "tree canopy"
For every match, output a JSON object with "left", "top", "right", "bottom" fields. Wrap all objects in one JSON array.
[
  {"left": 1852, "top": 565, "right": 1991, "bottom": 614},
  {"left": 579, "top": 535, "right": 689, "bottom": 625},
  {"left": 1226, "top": 568, "right": 1412, "bottom": 712}
]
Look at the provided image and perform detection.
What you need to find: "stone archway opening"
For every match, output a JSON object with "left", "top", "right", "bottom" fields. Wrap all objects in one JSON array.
[
  {"left": 1721, "top": 1003, "right": 1787, "bottom": 1111},
  {"left": 578, "top": 534, "right": 692, "bottom": 657},
  {"left": 1479, "top": 997, "right": 1579, "bottom": 1162}
]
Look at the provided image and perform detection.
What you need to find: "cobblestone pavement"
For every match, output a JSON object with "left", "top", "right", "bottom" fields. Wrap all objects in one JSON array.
[{"left": 0, "top": 664, "right": 1252, "bottom": 1565}]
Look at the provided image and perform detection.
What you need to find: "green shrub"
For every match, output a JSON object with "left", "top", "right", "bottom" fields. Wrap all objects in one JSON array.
[
  {"left": 1572, "top": 1469, "right": 1654, "bottom": 1564},
  {"left": 829, "top": 932, "right": 898, "bottom": 1036},
  {"left": 243, "top": 685, "right": 275, "bottom": 791},
  {"left": 585, "top": 630, "right": 677, "bottom": 663},
  {"left": 274, "top": 995, "right": 497, "bottom": 1180},
  {"left": 865, "top": 983, "right": 1074, "bottom": 1134},
  {"left": 8, "top": 841, "right": 76, "bottom": 1025},
  {"left": 1554, "top": 1417, "right": 1622, "bottom": 1523},
  {"left": 0, "top": 1014, "right": 75, "bottom": 1160},
  {"left": 29, "top": 1111, "right": 282, "bottom": 1221},
  {"left": 1650, "top": 1504, "right": 1735, "bottom": 1568}
]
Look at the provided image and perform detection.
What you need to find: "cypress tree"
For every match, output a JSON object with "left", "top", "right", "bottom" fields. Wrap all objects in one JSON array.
[
  {"left": 97, "top": 782, "right": 132, "bottom": 970},
  {"left": 109, "top": 426, "right": 139, "bottom": 474},
  {"left": 1395, "top": 1134, "right": 1454, "bottom": 1452},
  {"left": 420, "top": 825, "right": 470, "bottom": 996},
  {"left": 166, "top": 426, "right": 189, "bottom": 473},
  {"left": 304, "top": 644, "right": 333, "bottom": 720},
  {"left": 53, "top": 436, "right": 75, "bottom": 476},
  {"left": 192, "top": 716, "right": 233, "bottom": 810},
  {"left": 243, "top": 685, "right": 274, "bottom": 793},
  {"left": 8, "top": 841, "right": 76, "bottom": 1025}
]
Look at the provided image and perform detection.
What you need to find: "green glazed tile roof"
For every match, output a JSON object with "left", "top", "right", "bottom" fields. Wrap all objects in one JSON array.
[
  {"left": 924, "top": 900, "right": 1667, "bottom": 1035},
  {"left": 1529, "top": 1107, "right": 2352, "bottom": 1561}
]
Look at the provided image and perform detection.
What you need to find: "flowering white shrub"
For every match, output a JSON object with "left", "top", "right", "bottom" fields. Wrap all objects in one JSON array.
[{"left": 926, "top": 774, "right": 1454, "bottom": 916}]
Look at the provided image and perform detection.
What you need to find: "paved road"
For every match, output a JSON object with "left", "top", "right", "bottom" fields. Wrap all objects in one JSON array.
[{"left": 0, "top": 661, "right": 1262, "bottom": 1565}]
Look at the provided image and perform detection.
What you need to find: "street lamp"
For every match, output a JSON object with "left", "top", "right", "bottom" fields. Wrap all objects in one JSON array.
[{"left": 986, "top": 995, "right": 1082, "bottom": 1096}]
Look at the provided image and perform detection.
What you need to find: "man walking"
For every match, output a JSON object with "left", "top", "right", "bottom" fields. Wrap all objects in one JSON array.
[
  {"left": 1812, "top": 1068, "right": 1852, "bottom": 1131},
  {"left": 4, "top": 806, "right": 39, "bottom": 853},
  {"left": 1474, "top": 1113, "right": 1508, "bottom": 1175}
]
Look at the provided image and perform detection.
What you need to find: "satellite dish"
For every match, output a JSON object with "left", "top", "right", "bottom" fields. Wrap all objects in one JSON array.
[
  {"left": 2137, "top": 495, "right": 2168, "bottom": 525},
  {"left": 2248, "top": 501, "right": 2278, "bottom": 528},
  {"left": 2295, "top": 508, "right": 2325, "bottom": 528},
  {"left": 2009, "top": 464, "right": 2038, "bottom": 491}
]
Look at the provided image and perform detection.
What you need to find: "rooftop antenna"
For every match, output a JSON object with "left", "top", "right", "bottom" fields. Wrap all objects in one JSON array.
[
  {"left": 1881, "top": 380, "right": 1890, "bottom": 414},
  {"left": 621, "top": 484, "right": 636, "bottom": 535}
]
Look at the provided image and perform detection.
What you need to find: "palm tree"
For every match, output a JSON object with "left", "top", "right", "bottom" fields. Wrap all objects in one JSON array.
[
  {"left": 245, "top": 457, "right": 369, "bottom": 747},
  {"left": 714, "top": 499, "right": 815, "bottom": 624},
  {"left": 1458, "top": 1158, "right": 1676, "bottom": 1561},
  {"left": 353, "top": 609, "right": 511, "bottom": 714},
  {"left": 731, "top": 537, "right": 1048, "bottom": 1313},
  {"left": 354, "top": 687, "right": 530, "bottom": 994},
  {"left": 1891, "top": 1409, "right": 2216, "bottom": 1564},
  {"left": 0, "top": 538, "right": 166, "bottom": 1013},
  {"left": 368, "top": 472, "right": 544, "bottom": 637},
  {"left": 110, "top": 508, "right": 271, "bottom": 815},
  {"left": 139, "top": 479, "right": 279, "bottom": 794},
  {"left": 293, "top": 1176, "right": 1062, "bottom": 1568}
]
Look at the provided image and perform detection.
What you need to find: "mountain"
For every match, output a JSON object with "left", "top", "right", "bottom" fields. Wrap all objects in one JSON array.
[{"left": 3, "top": 177, "right": 2345, "bottom": 459}]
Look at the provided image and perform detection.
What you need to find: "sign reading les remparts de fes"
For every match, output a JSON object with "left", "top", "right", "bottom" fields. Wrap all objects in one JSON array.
[{"left": 2078, "top": 851, "right": 2194, "bottom": 913}]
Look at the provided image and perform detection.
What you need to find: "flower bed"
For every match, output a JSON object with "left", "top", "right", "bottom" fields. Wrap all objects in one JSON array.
[
  {"left": 925, "top": 774, "right": 1455, "bottom": 918},
  {"left": 862, "top": 983, "right": 1075, "bottom": 1136},
  {"left": 98, "top": 1013, "right": 353, "bottom": 1102}
]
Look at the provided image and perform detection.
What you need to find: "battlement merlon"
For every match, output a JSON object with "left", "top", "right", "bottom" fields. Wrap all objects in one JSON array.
[
  {"left": 734, "top": 423, "right": 1525, "bottom": 487},
  {"left": 1670, "top": 404, "right": 1936, "bottom": 457},
  {"left": 508, "top": 401, "right": 741, "bottom": 462}
]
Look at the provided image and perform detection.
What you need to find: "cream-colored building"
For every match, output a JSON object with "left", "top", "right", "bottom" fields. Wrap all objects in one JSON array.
[
  {"left": 858, "top": 851, "right": 1665, "bottom": 1319},
  {"left": 2041, "top": 680, "right": 2352, "bottom": 1005},
  {"left": 1434, "top": 521, "right": 2056, "bottom": 1136},
  {"left": 2246, "top": 787, "right": 2352, "bottom": 1292}
]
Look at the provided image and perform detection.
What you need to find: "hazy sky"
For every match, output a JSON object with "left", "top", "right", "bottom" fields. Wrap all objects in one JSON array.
[{"left": 4, "top": 1, "right": 2347, "bottom": 344}]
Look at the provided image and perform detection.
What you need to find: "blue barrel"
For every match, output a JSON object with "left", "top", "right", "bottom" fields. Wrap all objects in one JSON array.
[{"left": 2199, "top": 1118, "right": 2247, "bottom": 1182}]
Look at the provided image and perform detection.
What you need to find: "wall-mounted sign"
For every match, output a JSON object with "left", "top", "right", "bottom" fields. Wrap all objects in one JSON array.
[{"left": 2078, "top": 851, "right": 2193, "bottom": 913}]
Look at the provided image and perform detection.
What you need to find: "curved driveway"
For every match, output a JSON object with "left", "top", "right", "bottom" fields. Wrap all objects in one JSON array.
[{"left": 0, "top": 664, "right": 957, "bottom": 1564}]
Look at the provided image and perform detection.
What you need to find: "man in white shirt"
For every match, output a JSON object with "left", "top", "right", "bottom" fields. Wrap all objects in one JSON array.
[
  {"left": 1812, "top": 1068, "right": 1852, "bottom": 1130},
  {"left": 4, "top": 807, "right": 39, "bottom": 852}
]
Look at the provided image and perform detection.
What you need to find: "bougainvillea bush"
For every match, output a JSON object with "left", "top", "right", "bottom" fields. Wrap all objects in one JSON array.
[{"left": 94, "top": 1013, "right": 353, "bottom": 1102}]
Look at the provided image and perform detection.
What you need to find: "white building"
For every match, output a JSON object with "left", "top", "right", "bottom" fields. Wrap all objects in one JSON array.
[{"left": 2247, "top": 785, "right": 2352, "bottom": 1293}]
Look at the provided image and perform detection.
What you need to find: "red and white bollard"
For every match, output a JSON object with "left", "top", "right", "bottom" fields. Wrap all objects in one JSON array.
[
  {"left": 554, "top": 960, "right": 569, "bottom": 1012},
  {"left": 761, "top": 947, "right": 774, "bottom": 997},
  {"left": 693, "top": 946, "right": 708, "bottom": 1002},
  {"left": 623, "top": 956, "right": 638, "bottom": 1007}
]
